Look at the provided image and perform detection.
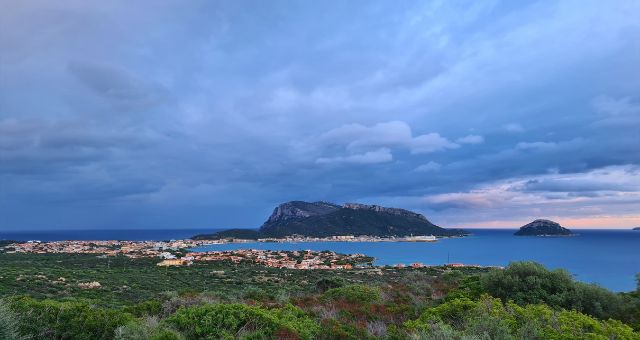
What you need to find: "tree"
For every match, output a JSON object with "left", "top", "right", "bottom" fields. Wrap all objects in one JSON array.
[{"left": 480, "top": 261, "right": 622, "bottom": 319}]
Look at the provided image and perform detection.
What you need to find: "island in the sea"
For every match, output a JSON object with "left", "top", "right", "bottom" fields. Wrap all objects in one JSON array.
[
  {"left": 514, "top": 219, "right": 574, "bottom": 236},
  {"left": 633, "top": 227, "right": 640, "bottom": 231},
  {"left": 194, "top": 201, "right": 466, "bottom": 240}
]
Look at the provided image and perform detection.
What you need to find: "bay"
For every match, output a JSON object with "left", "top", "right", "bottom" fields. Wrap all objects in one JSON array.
[
  {"left": 2, "top": 228, "right": 638, "bottom": 291},
  {"left": 192, "top": 229, "right": 640, "bottom": 292}
]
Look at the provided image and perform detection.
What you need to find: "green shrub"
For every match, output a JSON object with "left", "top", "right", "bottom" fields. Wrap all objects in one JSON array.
[
  {"left": 322, "top": 284, "right": 381, "bottom": 304},
  {"left": 445, "top": 276, "right": 483, "bottom": 301},
  {"left": 409, "top": 321, "right": 464, "bottom": 339},
  {"left": 315, "top": 276, "right": 346, "bottom": 293},
  {"left": 165, "top": 303, "right": 319, "bottom": 339},
  {"left": 405, "top": 296, "right": 638, "bottom": 339},
  {"left": 114, "top": 317, "right": 182, "bottom": 340},
  {"left": 8, "top": 297, "right": 135, "bottom": 340},
  {"left": 0, "top": 299, "right": 21, "bottom": 340},
  {"left": 242, "top": 287, "right": 272, "bottom": 302},
  {"left": 480, "top": 261, "right": 623, "bottom": 319},
  {"left": 122, "top": 300, "right": 163, "bottom": 317},
  {"left": 317, "top": 319, "right": 368, "bottom": 340},
  {"left": 406, "top": 297, "right": 479, "bottom": 329}
]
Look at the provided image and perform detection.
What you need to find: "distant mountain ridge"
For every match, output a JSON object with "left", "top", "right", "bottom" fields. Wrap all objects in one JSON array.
[{"left": 193, "top": 201, "right": 466, "bottom": 239}]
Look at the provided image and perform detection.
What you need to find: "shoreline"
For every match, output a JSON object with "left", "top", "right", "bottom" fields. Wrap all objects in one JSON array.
[{"left": 3, "top": 231, "right": 638, "bottom": 291}]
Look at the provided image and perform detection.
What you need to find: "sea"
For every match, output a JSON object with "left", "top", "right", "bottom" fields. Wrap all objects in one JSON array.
[{"left": 1, "top": 228, "right": 638, "bottom": 292}]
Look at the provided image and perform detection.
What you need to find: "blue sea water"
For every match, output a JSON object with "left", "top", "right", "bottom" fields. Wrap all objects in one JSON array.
[
  {"left": 1, "top": 228, "right": 638, "bottom": 291},
  {"left": 191, "top": 229, "right": 640, "bottom": 292}
]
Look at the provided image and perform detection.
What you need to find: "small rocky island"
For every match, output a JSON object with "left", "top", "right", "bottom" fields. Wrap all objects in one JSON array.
[
  {"left": 633, "top": 227, "right": 640, "bottom": 231},
  {"left": 514, "top": 219, "right": 573, "bottom": 236}
]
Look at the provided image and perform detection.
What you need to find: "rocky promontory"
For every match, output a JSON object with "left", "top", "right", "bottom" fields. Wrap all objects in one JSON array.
[
  {"left": 194, "top": 201, "right": 467, "bottom": 239},
  {"left": 514, "top": 219, "right": 573, "bottom": 236}
]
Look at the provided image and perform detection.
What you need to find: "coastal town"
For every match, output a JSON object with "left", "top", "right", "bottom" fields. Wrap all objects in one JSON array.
[
  {"left": 181, "top": 249, "right": 372, "bottom": 269},
  {"left": 0, "top": 237, "right": 495, "bottom": 270},
  {"left": 2, "top": 234, "right": 439, "bottom": 256},
  {"left": 1, "top": 239, "right": 373, "bottom": 270},
  {"left": 2, "top": 234, "right": 437, "bottom": 256},
  {"left": 4, "top": 239, "right": 202, "bottom": 258}
]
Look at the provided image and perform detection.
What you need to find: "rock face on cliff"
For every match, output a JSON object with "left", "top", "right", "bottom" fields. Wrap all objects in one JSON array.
[
  {"left": 263, "top": 201, "right": 341, "bottom": 226},
  {"left": 342, "top": 203, "right": 428, "bottom": 220},
  {"left": 514, "top": 219, "right": 573, "bottom": 236},
  {"left": 258, "top": 201, "right": 465, "bottom": 237}
]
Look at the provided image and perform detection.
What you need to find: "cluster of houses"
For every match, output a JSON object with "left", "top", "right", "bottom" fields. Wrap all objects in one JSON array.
[
  {"left": 171, "top": 249, "right": 372, "bottom": 270},
  {"left": 255, "top": 234, "right": 437, "bottom": 243},
  {"left": 6, "top": 239, "right": 204, "bottom": 258}
]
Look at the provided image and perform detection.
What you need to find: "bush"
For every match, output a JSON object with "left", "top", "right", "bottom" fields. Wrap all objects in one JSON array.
[
  {"left": 480, "top": 261, "right": 623, "bottom": 319},
  {"left": 122, "top": 300, "right": 163, "bottom": 317},
  {"left": 165, "top": 303, "right": 319, "bottom": 339},
  {"left": 317, "top": 318, "right": 369, "bottom": 340},
  {"left": 114, "top": 317, "right": 182, "bottom": 340},
  {"left": 8, "top": 297, "right": 135, "bottom": 340},
  {"left": 405, "top": 296, "right": 638, "bottom": 339},
  {"left": 322, "top": 284, "right": 381, "bottom": 304},
  {"left": 407, "top": 321, "right": 464, "bottom": 340},
  {"left": 315, "top": 276, "right": 346, "bottom": 293},
  {"left": 0, "top": 299, "right": 21, "bottom": 340}
]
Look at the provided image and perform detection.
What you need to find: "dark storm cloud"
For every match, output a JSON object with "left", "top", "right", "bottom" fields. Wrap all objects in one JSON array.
[
  {"left": 68, "top": 62, "right": 167, "bottom": 111},
  {"left": 1, "top": 0, "right": 639, "bottom": 229}
]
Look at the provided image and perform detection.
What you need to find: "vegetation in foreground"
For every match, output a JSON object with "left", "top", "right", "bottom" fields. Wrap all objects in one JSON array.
[{"left": 0, "top": 254, "right": 638, "bottom": 339}]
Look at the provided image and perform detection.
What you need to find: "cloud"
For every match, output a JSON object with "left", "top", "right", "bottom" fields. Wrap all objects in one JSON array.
[
  {"left": 591, "top": 95, "right": 640, "bottom": 127},
  {"left": 522, "top": 166, "right": 640, "bottom": 193},
  {"left": 265, "top": 86, "right": 352, "bottom": 112},
  {"left": 504, "top": 123, "right": 524, "bottom": 133},
  {"left": 425, "top": 191, "right": 507, "bottom": 210},
  {"left": 410, "top": 133, "right": 459, "bottom": 154},
  {"left": 0, "top": 118, "right": 150, "bottom": 175},
  {"left": 414, "top": 161, "right": 442, "bottom": 172},
  {"left": 516, "top": 141, "right": 557, "bottom": 150},
  {"left": 592, "top": 95, "right": 640, "bottom": 116},
  {"left": 1, "top": 1, "right": 639, "bottom": 229},
  {"left": 421, "top": 165, "right": 640, "bottom": 226},
  {"left": 318, "top": 121, "right": 459, "bottom": 154},
  {"left": 316, "top": 148, "right": 392, "bottom": 165},
  {"left": 68, "top": 61, "right": 166, "bottom": 111},
  {"left": 456, "top": 134, "right": 484, "bottom": 144}
]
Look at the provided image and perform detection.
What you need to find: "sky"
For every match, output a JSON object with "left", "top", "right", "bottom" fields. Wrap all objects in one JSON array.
[{"left": 1, "top": 0, "right": 639, "bottom": 230}]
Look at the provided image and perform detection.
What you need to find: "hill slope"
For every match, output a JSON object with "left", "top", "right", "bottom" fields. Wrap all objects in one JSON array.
[{"left": 260, "top": 202, "right": 464, "bottom": 237}]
